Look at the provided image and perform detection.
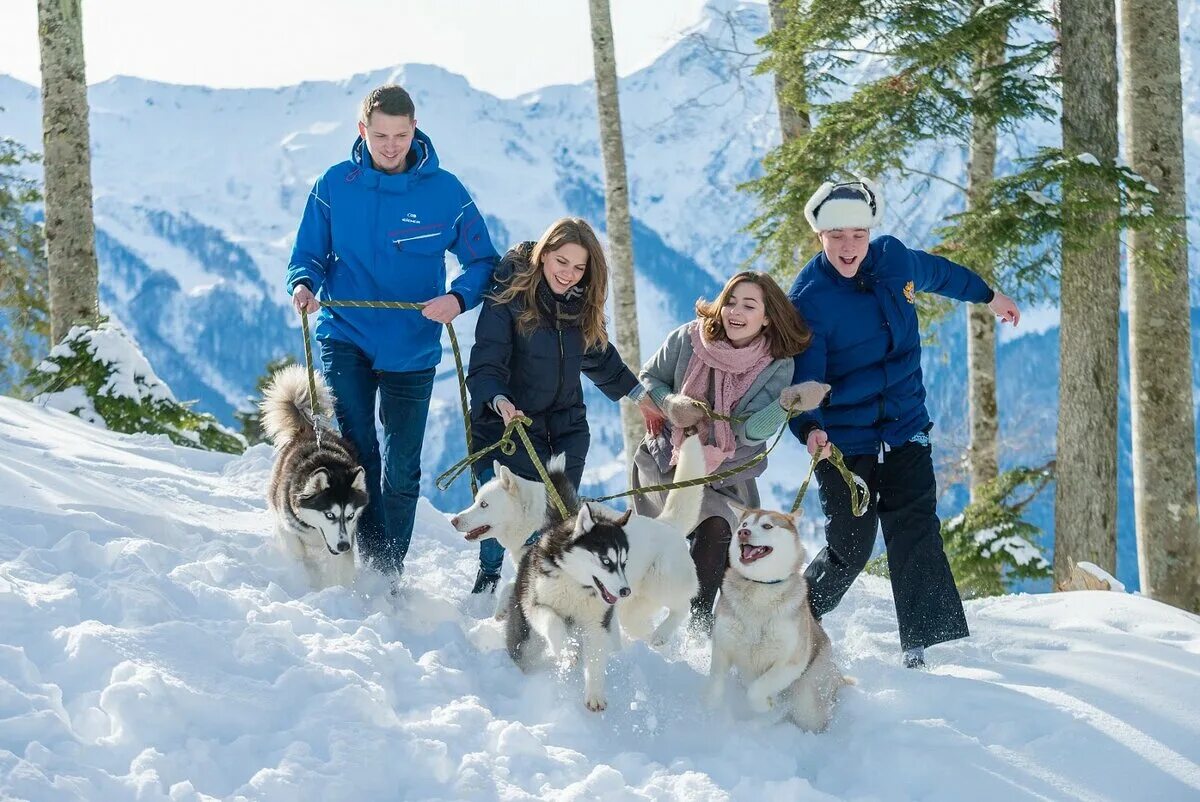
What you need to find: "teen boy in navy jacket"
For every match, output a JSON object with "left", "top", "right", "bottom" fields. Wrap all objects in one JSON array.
[{"left": 789, "top": 178, "right": 1020, "bottom": 668}]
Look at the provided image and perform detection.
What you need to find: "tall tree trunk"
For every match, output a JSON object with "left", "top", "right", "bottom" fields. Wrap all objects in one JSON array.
[
  {"left": 1053, "top": 0, "right": 1121, "bottom": 585},
  {"left": 587, "top": 0, "right": 644, "bottom": 463},
  {"left": 37, "top": 0, "right": 99, "bottom": 343},
  {"left": 768, "top": 0, "right": 810, "bottom": 143},
  {"left": 1121, "top": 0, "right": 1200, "bottom": 611},
  {"left": 965, "top": 14, "right": 1003, "bottom": 500}
]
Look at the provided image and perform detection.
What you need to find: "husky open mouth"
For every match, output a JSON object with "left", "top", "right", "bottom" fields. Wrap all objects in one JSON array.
[
  {"left": 463, "top": 524, "right": 492, "bottom": 541},
  {"left": 739, "top": 543, "right": 773, "bottom": 564},
  {"left": 593, "top": 576, "right": 619, "bottom": 605}
]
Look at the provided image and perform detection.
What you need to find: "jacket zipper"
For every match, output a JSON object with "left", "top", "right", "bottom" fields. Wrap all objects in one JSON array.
[
  {"left": 553, "top": 328, "right": 565, "bottom": 407},
  {"left": 877, "top": 284, "right": 888, "bottom": 444}
]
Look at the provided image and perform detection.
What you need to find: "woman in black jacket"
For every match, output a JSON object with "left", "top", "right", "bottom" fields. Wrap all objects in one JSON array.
[{"left": 466, "top": 217, "right": 654, "bottom": 593}]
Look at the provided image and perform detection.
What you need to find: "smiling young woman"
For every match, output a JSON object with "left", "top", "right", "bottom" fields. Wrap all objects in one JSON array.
[
  {"left": 464, "top": 217, "right": 656, "bottom": 594},
  {"left": 630, "top": 271, "right": 826, "bottom": 633}
]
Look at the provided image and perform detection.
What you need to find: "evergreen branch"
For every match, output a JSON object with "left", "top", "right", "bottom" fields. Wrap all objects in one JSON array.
[
  {"left": 901, "top": 168, "right": 968, "bottom": 193},
  {"left": 937, "top": 148, "right": 1186, "bottom": 294}
]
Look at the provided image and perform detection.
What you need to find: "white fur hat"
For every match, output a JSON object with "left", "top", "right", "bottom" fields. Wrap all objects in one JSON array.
[{"left": 803, "top": 178, "right": 885, "bottom": 232}]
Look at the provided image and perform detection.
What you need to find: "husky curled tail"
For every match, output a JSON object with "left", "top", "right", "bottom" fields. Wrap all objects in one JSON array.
[
  {"left": 605, "top": 433, "right": 707, "bottom": 644},
  {"left": 542, "top": 453, "right": 581, "bottom": 526},
  {"left": 657, "top": 432, "right": 706, "bottom": 536},
  {"left": 260, "top": 364, "right": 336, "bottom": 447},
  {"left": 261, "top": 365, "right": 368, "bottom": 589}
]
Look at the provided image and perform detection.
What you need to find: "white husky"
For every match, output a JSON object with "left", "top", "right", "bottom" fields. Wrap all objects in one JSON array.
[
  {"left": 449, "top": 454, "right": 570, "bottom": 619},
  {"left": 705, "top": 503, "right": 849, "bottom": 732},
  {"left": 450, "top": 436, "right": 707, "bottom": 644}
]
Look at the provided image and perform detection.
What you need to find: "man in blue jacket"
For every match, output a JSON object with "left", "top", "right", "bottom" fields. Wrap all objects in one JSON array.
[
  {"left": 286, "top": 85, "right": 499, "bottom": 581},
  {"left": 789, "top": 178, "right": 1020, "bottom": 668}
]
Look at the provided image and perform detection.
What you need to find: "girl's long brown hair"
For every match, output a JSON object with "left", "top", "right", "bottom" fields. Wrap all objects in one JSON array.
[
  {"left": 694, "top": 271, "right": 812, "bottom": 359},
  {"left": 488, "top": 217, "right": 610, "bottom": 351}
]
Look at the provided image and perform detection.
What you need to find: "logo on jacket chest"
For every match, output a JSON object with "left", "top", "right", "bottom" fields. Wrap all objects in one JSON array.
[
  {"left": 903, "top": 281, "right": 915, "bottom": 304},
  {"left": 401, "top": 212, "right": 422, "bottom": 226}
]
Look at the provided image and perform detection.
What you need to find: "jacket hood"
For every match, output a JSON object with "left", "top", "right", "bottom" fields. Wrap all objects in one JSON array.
[{"left": 351, "top": 127, "right": 440, "bottom": 176}]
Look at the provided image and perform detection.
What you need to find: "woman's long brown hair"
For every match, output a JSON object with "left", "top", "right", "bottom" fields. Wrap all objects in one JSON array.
[
  {"left": 694, "top": 271, "right": 812, "bottom": 359},
  {"left": 488, "top": 217, "right": 610, "bottom": 351}
]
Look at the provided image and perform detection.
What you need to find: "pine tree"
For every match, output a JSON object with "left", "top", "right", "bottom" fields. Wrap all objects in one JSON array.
[
  {"left": 767, "top": 0, "right": 810, "bottom": 143},
  {"left": 964, "top": 4, "right": 1004, "bottom": 498},
  {"left": 750, "top": 0, "right": 1056, "bottom": 515},
  {"left": 31, "top": 320, "right": 244, "bottom": 454},
  {"left": 748, "top": 0, "right": 1058, "bottom": 277},
  {"left": 1121, "top": 0, "right": 1200, "bottom": 611},
  {"left": 587, "top": 0, "right": 645, "bottom": 463},
  {"left": 1052, "top": 0, "right": 1121, "bottom": 585},
  {"left": 37, "top": 0, "right": 100, "bottom": 343},
  {"left": 0, "top": 135, "right": 49, "bottom": 394}
]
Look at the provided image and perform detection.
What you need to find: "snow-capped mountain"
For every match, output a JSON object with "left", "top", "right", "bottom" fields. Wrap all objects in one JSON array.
[{"left": 1, "top": 0, "right": 1198, "bottom": 589}]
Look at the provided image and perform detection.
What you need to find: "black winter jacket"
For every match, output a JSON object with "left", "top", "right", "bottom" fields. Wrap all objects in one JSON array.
[{"left": 467, "top": 243, "right": 638, "bottom": 484}]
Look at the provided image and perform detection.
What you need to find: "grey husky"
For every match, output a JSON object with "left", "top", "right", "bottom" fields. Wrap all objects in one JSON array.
[
  {"left": 705, "top": 504, "right": 849, "bottom": 731},
  {"left": 506, "top": 470, "right": 632, "bottom": 711},
  {"left": 261, "top": 365, "right": 368, "bottom": 589}
]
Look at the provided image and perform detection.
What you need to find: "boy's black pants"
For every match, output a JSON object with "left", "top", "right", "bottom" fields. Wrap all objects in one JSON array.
[{"left": 803, "top": 435, "right": 969, "bottom": 652}]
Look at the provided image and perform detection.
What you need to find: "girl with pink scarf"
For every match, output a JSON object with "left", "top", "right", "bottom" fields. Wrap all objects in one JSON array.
[{"left": 632, "top": 272, "right": 826, "bottom": 633}]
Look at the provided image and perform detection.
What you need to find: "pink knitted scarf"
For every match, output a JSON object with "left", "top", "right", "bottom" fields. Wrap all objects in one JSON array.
[{"left": 670, "top": 320, "right": 774, "bottom": 472}]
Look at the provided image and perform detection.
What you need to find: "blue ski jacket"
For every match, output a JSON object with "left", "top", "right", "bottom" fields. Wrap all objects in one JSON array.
[
  {"left": 286, "top": 130, "right": 499, "bottom": 372},
  {"left": 788, "top": 235, "right": 993, "bottom": 455}
]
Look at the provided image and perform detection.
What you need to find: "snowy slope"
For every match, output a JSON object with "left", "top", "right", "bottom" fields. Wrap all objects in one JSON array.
[
  {"left": 1, "top": 0, "right": 1198, "bottom": 588},
  {"left": 3, "top": 398, "right": 1200, "bottom": 801}
]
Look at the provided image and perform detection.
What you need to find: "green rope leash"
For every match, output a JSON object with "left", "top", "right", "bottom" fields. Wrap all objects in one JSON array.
[
  {"left": 788, "top": 444, "right": 869, "bottom": 517},
  {"left": 584, "top": 419, "right": 791, "bottom": 505},
  {"left": 586, "top": 406, "right": 869, "bottom": 518},
  {"left": 301, "top": 301, "right": 867, "bottom": 520},
  {"left": 299, "top": 308, "right": 320, "bottom": 416},
  {"left": 299, "top": 298, "right": 478, "bottom": 496},
  {"left": 686, "top": 398, "right": 747, "bottom": 424},
  {"left": 434, "top": 416, "right": 570, "bottom": 520}
]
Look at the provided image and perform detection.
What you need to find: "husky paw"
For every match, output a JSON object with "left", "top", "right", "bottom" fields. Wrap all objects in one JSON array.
[
  {"left": 747, "top": 691, "right": 774, "bottom": 713},
  {"left": 585, "top": 694, "right": 608, "bottom": 712}
]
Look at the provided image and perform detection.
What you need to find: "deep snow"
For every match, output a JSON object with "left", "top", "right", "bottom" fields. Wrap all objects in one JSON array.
[{"left": 2, "top": 398, "right": 1200, "bottom": 801}]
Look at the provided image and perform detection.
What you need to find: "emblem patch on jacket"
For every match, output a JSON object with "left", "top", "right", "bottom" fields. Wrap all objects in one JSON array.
[{"left": 903, "top": 280, "right": 915, "bottom": 304}]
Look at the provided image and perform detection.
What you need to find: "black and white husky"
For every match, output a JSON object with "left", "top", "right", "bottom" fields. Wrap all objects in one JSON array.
[
  {"left": 261, "top": 365, "right": 368, "bottom": 590},
  {"left": 507, "top": 487, "right": 633, "bottom": 712},
  {"left": 452, "top": 436, "right": 706, "bottom": 643}
]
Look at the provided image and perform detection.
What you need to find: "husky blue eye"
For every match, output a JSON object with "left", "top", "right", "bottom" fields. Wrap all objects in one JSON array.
[{"left": 325, "top": 512, "right": 336, "bottom": 520}]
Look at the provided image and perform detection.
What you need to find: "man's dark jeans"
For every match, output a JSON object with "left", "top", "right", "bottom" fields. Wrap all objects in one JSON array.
[{"left": 319, "top": 338, "right": 433, "bottom": 575}]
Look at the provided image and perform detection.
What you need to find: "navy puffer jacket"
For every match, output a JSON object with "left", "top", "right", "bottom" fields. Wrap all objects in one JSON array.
[
  {"left": 788, "top": 235, "right": 993, "bottom": 456},
  {"left": 467, "top": 243, "right": 638, "bottom": 484}
]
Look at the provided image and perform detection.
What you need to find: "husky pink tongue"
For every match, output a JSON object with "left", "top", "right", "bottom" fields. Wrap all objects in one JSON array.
[
  {"left": 593, "top": 578, "right": 618, "bottom": 605},
  {"left": 740, "top": 544, "right": 772, "bottom": 564}
]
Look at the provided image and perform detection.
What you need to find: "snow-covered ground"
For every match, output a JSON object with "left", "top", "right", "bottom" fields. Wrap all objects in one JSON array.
[{"left": 2, "top": 397, "right": 1200, "bottom": 802}]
